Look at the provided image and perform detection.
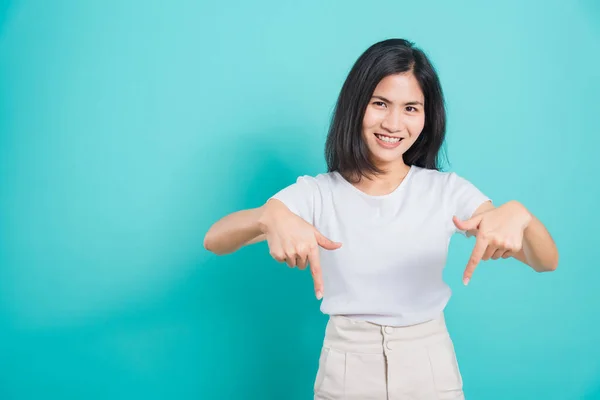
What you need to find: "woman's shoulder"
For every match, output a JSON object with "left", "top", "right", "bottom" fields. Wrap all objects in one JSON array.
[
  {"left": 410, "top": 165, "right": 455, "bottom": 183},
  {"left": 411, "top": 166, "right": 484, "bottom": 199},
  {"left": 290, "top": 171, "right": 340, "bottom": 192},
  {"left": 293, "top": 170, "right": 339, "bottom": 182},
  {"left": 298, "top": 168, "right": 459, "bottom": 186},
  {"left": 296, "top": 167, "right": 469, "bottom": 190},
  {"left": 410, "top": 166, "right": 478, "bottom": 195}
]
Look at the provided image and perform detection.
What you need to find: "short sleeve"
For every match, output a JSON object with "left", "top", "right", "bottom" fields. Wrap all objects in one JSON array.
[
  {"left": 269, "top": 176, "right": 318, "bottom": 225},
  {"left": 446, "top": 172, "right": 492, "bottom": 235}
]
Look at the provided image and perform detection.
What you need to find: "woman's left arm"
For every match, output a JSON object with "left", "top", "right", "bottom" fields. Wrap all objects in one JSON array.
[
  {"left": 454, "top": 200, "right": 559, "bottom": 284},
  {"left": 512, "top": 206, "right": 559, "bottom": 272}
]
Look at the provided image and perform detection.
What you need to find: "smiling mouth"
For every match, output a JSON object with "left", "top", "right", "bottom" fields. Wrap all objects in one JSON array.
[{"left": 374, "top": 133, "right": 403, "bottom": 143}]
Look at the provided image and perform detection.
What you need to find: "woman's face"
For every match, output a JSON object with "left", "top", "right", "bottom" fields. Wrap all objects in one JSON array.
[{"left": 362, "top": 72, "right": 426, "bottom": 169}]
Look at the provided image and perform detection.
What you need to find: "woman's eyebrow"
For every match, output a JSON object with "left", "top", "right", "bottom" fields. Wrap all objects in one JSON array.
[{"left": 371, "top": 95, "right": 423, "bottom": 106}]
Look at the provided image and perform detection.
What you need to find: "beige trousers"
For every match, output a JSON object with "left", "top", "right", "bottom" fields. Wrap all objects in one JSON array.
[{"left": 313, "top": 313, "right": 465, "bottom": 400}]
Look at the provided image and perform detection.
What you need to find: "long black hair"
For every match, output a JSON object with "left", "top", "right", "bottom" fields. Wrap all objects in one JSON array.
[{"left": 325, "top": 39, "right": 447, "bottom": 180}]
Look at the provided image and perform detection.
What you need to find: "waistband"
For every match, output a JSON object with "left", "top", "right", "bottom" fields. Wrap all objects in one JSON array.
[{"left": 323, "top": 313, "right": 449, "bottom": 354}]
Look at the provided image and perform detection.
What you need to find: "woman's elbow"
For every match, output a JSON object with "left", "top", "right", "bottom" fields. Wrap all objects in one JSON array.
[
  {"left": 547, "top": 253, "right": 559, "bottom": 272},
  {"left": 203, "top": 232, "right": 214, "bottom": 252},
  {"left": 203, "top": 231, "right": 221, "bottom": 254},
  {"left": 538, "top": 251, "right": 559, "bottom": 272},
  {"left": 203, "top": 231, "right": 232, "bottom": 255}
]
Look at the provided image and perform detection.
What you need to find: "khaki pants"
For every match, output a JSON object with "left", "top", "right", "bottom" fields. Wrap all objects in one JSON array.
[{"left": 313, "top": 313, "right": 465, "bottom": 400}]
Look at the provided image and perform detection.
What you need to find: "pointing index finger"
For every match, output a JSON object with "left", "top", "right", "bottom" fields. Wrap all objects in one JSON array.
[
  {"left": 464, "top": 235, "right": 488, "bottom": 285},
  {"left": 308, "top": 246, "right": 324, "bottom": 299}
]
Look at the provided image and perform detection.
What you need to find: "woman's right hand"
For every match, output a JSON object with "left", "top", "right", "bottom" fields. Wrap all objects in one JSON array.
[{"left": 258, "top": 199, "right": 342, "bottom": 300}]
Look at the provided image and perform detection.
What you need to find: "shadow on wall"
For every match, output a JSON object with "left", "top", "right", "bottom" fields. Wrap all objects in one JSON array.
[
  {"left": 187, "top": 125, "right": 329, "bottom": 399},
  {"left": 0, "top": 0, "right": 15, "bottom": 36},
  {"left": 585, "top": 381, "right": 600, "bottom": 400},
  {"left": 579, "top": 0, "right": 600, "bottom": 36},
  {"left": 0, "top": 124, "right": 329, "bottom": 400}
]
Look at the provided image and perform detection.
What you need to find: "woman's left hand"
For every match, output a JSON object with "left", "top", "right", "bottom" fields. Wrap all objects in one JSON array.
[{"left": 452, "top": 200, "right": 532, "bottom": 285}]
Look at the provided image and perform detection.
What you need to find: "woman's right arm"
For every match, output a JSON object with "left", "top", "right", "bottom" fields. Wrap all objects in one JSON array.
[
  {"left": 203, "top": 198, "right": 304, "bottom": 255},
  {"left": 203, "top": 204, "right": 269, "bottom": 255},
  {"left": 204, "top": 198, "right": 342, "bottom": 299}
]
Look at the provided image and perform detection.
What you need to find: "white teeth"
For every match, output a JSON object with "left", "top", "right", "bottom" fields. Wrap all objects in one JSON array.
[{"left": 375, "top": 134, "right": 401, "bottom": 143}]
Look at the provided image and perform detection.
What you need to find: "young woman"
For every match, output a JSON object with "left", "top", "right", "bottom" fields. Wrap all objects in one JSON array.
[{"left": 204, "top": 39, "right": 558, "bottom": 400}]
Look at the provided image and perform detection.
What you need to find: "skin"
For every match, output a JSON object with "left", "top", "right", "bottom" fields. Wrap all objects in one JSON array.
[
  {"left": 355, "top": 72, "right": 425, "bottom": 195},
  {"left": 358, "top": 72, "right": 558, "bottom": 285},
  {"left": 204, "top": 71, "right": 558, "bottom": 298}
]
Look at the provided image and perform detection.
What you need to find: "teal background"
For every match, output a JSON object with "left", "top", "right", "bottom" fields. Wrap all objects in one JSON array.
[{"left": 1, "top": 0, "right": 599, "bottom": 399}]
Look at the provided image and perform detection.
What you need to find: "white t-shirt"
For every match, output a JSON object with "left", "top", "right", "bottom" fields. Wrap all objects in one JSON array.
[{"left": 270, "top": 165, "right": 491, "bottom": 327}]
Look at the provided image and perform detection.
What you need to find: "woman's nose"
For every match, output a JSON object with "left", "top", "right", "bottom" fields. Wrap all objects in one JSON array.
[{"left": 381, "top": 111, "right": 404, "bottom": 133}]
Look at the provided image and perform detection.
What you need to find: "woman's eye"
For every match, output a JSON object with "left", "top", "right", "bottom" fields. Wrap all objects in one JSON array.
[
  {"left": 374, "top": 101, "right": 386, "bottom": 107},
  {"left": 406, "top": 106, "right": 417, "bottom": 112}
]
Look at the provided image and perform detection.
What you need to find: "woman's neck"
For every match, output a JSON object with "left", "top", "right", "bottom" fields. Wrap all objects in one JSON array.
[{"left": 352, "top": 163, "right": 411, "bottom": 196}]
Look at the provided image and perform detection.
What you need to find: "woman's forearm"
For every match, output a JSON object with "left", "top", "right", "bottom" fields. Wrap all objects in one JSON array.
[
  {"left": 520, "top": 209, "right": 559, "bottom": 272},
  {"left": 203, "top": 206, "right": 265, "bottom": 255}
]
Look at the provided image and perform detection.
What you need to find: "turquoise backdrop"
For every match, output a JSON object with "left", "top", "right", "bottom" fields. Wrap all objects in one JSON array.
[{"left": 1, "top": 0, "right": 599, "bottom": 399}]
